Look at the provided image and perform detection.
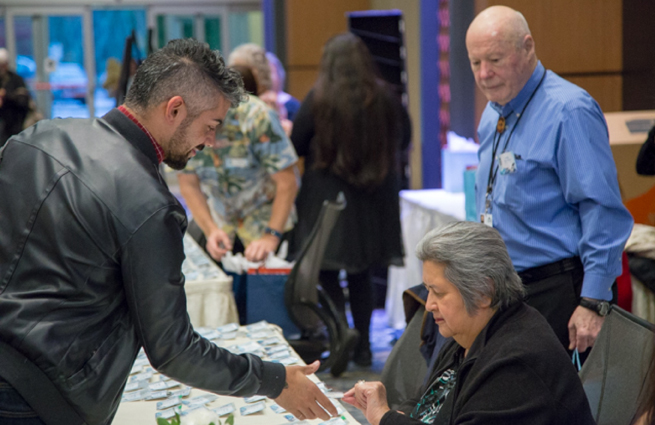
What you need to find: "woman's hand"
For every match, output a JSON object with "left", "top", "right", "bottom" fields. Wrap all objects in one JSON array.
[{"left": 342, "top": 381, "right": 390, "bottom": 425}]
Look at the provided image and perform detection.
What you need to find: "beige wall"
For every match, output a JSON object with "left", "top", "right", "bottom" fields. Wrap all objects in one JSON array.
[{"left": 370, "top": 0, "right": 422, "bottom": 189}]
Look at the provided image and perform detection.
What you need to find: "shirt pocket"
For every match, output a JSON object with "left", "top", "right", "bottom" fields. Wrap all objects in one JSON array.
[{"left": 493, "top": 155, "right": 527, "bottom": 210}]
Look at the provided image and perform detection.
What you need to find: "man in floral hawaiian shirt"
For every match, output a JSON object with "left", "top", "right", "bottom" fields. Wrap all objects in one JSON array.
[{"left": 178, "top": 90, "right": 298, "bottom": 262}]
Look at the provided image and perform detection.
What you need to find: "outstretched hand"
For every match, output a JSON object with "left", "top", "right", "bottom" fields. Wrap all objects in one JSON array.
[{"left": 274, "top": 360, "right": 338, "bottom": 421}]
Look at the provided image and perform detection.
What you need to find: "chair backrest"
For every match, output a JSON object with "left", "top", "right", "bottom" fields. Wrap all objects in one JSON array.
[
  {"left": 380, "top": 305, "right": 429, "bottom": 410},
  {"left": 579, "top": 305, "right": 655, "bottom": 425},
  {"left": 285, "top": 194, "right": 346, "bottom": 328}
]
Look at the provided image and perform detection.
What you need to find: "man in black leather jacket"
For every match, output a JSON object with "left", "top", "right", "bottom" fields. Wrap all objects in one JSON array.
[{"left": 0, "top": 39, "right": 337, "bottom": 425}]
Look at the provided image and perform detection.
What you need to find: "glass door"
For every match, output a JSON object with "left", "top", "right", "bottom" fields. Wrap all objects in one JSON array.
[
  {"left": 227, "top": 6, "right": 263, "bottom": 50},
  {"left": 92, "top": 8, "right": 147, "bottom": 116},
  {"left": 6, "top": 7, "right": 94, "bottom": 119},
  {"left": 149, "top": 6, "right": 227, "bottom": 53}
]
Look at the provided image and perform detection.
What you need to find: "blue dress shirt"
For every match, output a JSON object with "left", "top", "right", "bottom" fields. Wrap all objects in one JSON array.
[{"left": 475, "top": 62, "right": 634, "bottom": 301}]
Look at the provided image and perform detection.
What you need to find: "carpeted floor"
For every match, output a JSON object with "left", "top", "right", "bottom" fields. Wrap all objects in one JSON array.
[{"left": 316, "top": 309, "right": 400, "bottom": 425}]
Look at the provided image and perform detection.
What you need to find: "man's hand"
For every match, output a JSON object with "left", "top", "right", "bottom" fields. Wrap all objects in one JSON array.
[
  {"left": 343, "top": 381, "right": 390, "bottom": 425},
  {"left": 205, "top": 228, "right": 232, "bottom": 261},
  {"left": 274, "top": 361, "right": 338, "bottom": 421},
  {"left": 244, "top": 234, "right": 279, "bottom": 262},
  {"left": 568, "top": 304, "right": 605, "bottom": 352}
]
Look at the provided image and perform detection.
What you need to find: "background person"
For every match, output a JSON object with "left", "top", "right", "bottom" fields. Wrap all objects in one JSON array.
[
  {"left": 0, "top": 48, "right": 31, "bottom": 147},
  {"left": 178, "top": 59, "right": 299, "bottom": 263},
  {"left": 469, "top": 5, "right": 633, "bottom": 355},
  {"left": 636, "top": 125, "right": 655, "bottom": 176},
  {"left": 290, "top": 33, "right": 409, "bottom": 368},
  {"left": 344, "top": 221, "right": 595, "bottom": 425},
  {"left": 0, "top": 39, "right": 335, "bottom": 425},
  {"left": 265, "top": 52, "right": 301, "bottom": 122}
]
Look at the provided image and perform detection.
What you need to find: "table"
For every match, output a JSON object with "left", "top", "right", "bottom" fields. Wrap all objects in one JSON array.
[
  {"left": 113, "top": 321, "right": 359, "bottom": 425},
  {"left": 182, "top": 234, "right": 238, "bottom": 328},
  {"left": 386, "top": 189, "right": 466, "bottom": 329},
  {"left": 604, "top": 110, "right": 655, "bottom": 202}
]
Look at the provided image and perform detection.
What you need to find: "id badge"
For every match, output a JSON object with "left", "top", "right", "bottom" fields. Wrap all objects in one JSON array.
[
  {"left": 498, "top": 151, "right": 517, "bottom": 174},
  {"left": 225, "top": 157, "right": 249, "bottom": 168},
  {"left": 482, "top": 213, "right": 493, "bottom": 227}
]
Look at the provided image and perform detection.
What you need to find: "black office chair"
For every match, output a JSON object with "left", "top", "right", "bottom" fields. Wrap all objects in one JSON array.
[
  {"left": 579, "top": 305, "right": 655, "bottom": 425},
  {"left": 284, "top": 193, "right": 359, "bottom": 376}
]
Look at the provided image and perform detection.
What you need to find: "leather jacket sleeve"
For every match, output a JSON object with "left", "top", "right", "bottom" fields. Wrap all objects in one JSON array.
[{"left": 120, "top": 205, "right": 286, "bottom": 398}]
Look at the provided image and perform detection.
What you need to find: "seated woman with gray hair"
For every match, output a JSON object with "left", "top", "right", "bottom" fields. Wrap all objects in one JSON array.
[{"left": 343, "top": 221, "right": 595, "bottom": 425}]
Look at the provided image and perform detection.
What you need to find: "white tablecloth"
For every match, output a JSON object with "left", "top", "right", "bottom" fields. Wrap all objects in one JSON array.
[
  {"left": 183, "top": 234, "right": 238, "bottom": 328},
  {"left": 113, "top": 322, "right": 359, "bottom": 424},
  {"left": 386, "top": 189, "right": 466, "bottom": 329}
]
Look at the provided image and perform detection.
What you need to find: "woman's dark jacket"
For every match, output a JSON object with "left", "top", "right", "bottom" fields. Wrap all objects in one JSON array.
[
  {"left": 0, "top": 110, "right": 285, "bottom": 424},
  {"left": 382, "top": 302, "right": 595, "bottom": 425}
]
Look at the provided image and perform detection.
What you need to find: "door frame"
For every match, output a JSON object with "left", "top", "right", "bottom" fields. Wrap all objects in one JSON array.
[{"left": 5, "top": 6, "right": 95, "bottom": 116}]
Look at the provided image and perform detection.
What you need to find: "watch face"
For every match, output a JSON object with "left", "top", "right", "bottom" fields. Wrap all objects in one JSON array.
[{"left": 599, "top": 302, "right": 611, "bottom": 316}]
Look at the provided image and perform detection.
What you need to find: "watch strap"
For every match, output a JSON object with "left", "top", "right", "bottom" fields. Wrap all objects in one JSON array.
[
  {"left": 264, "top": 226, "right": 282, "bottom": 239},
  {"left": 580, "top": 298, "right": 610, "bottom": 316}
]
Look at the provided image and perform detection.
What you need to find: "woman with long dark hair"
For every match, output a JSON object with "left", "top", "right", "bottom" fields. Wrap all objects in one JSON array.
[{"left": 290, "top": 33, "right": 410, "bottom": 367}]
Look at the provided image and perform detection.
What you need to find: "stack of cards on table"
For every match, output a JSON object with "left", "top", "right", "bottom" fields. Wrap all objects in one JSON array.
[{"left": 120, "top": 320, "right": 349, "bottom": 422}]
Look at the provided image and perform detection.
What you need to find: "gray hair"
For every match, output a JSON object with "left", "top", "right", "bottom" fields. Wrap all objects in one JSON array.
[
  {"left": 416, "top": 221, "right": 524, "bottom": 314},
  {"left": 125, "top": 39, "right": 246, "bottom": 117},
  {"left": 0, "top": 48, "right": 8, "bottom": 65},
  {"left": 228, "top": 43, "right": 272, "bottom": 94}
]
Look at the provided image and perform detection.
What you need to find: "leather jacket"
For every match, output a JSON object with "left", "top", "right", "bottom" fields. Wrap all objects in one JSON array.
[{"left": 0, "top": 109, "right": 285, "bottom": 424}]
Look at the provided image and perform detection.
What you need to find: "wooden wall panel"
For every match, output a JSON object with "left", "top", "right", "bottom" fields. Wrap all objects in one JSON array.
[
  {"left": 564, "top": 75, "right": 623, "bottom": 112},
  {"left": 473, "top": 0, "right": 624, "bottom": 130},
  {"left": 286, "top": 0, "right": 370, "bottom": 67},
  {"left": 475, "top": 0, "right": 622, "bottom": 74},
  {"left": 286, "top": 68, "right": 318, "bottom": 101},
  {"left": 285, "top": 0, "right": 370, "bottom": 101}
]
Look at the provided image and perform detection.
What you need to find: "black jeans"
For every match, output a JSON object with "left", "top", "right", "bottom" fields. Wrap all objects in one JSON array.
[{"left": 0, "top": 378, "right": 45, "bottom": 425}]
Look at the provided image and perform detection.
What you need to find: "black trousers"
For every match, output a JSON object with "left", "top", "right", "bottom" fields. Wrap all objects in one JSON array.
[
  {"left": 522, "top": 259, "right": 617, "bottom": 359},
  {"left": 523, "top": 265, "right": 584, "bottom": 353},
  {"left": 319, "top": 269, "right": 373, "bottom": 353}
]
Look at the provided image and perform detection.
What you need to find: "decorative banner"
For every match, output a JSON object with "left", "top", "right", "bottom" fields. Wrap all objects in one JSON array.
[{"left": 438, "top": 0, "right": 450, "bottom": 147}]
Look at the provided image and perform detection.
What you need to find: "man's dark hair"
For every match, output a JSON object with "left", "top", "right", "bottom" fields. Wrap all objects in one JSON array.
[{"left": 125, "top": 39, "right": 245, "bottom": 117}]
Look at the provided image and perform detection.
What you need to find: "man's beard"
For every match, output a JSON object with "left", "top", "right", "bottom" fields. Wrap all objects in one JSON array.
[{"left": 164, "top": 117, "right": 197, "bottom": 170}]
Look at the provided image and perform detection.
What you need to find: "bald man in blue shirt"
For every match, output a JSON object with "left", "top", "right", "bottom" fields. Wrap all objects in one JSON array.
[{"left": 468, "top": 6, "right": 633, "bottom": 355}]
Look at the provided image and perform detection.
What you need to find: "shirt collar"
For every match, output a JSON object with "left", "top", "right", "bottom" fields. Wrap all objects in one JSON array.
[
  {"left": 491, "top": 61, "right": 545, "bottom": 117},
  {"left": 117, "top": 105, "right": 165, "bottom": 164},
  {"left": 102, "top": 108, "right": 161, "bottom": 166}
]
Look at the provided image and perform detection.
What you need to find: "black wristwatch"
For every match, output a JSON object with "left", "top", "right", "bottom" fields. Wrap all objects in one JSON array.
[{"left": 579, "top": 298, "right": 611, "bottom": 316}]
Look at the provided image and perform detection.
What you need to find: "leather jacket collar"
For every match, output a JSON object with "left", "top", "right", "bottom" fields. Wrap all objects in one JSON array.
[{"left": 103, "top": 108, "right": 159, "bottom": 166}]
